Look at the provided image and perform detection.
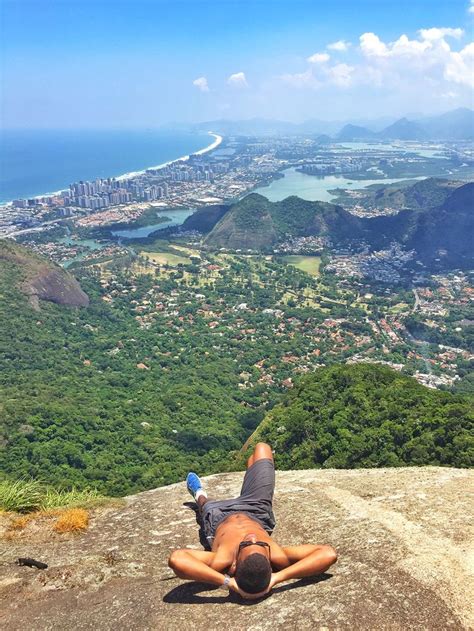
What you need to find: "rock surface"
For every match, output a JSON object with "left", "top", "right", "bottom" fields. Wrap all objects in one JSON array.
[
  {"left": 0, "top": 239, "right": 89, "bottom": 309},
  {"left": 1, "top": 467, "right": 473, "bottom": 630}
]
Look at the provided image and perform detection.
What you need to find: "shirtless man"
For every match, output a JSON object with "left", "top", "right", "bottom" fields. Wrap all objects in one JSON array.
[{"left": 168, "top": 442, "right": 337, "bottom": 599}]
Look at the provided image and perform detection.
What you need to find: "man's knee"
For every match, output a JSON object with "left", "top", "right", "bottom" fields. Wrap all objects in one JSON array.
[
  {"left": 322, "top": 545, "right": 338, "bottom": 566},
  {"left": 253, "top": 442, "right": 273, "bottom": 462}
]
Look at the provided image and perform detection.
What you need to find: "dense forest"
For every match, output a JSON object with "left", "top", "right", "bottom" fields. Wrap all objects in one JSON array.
[
  {"left": 1, "top": 241, "right": 472, "bottom": 496},
  {"left": 247, "top": 364, "right": 473, "bottom": 469}
]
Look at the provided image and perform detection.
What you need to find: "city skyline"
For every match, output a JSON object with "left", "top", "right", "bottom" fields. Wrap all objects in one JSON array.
[{"left": 1, "top": 0, "right": 473, "bottom": 128}]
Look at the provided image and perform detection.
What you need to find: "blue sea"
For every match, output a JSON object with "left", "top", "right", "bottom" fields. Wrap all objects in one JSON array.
[{"left": 0, "top": 129, "right": 211, "bottom": 203}]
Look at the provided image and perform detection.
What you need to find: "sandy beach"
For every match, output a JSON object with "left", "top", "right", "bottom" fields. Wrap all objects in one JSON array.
[
  {"left": 115, "top": 131, "right": 223, "bottom": 181},
  {"left": 3, "top": 131, "right": 223, "bottom": 206}
]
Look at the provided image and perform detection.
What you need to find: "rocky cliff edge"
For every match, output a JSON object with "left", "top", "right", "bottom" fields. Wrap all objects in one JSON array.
[{"left": 1, "top": 467, "right": 473, "bottom": 630}]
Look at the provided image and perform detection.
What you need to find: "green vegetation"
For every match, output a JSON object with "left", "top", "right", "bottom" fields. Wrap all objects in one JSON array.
[
  {"left": 1, "top": 240, "right": 471, "bottom": 497},
  {"left": 247, "top": 364, "right": 473, "bottom": 469},
  {"left": 282, "top": 256, "right": 321, "bottom": 277},
  {"left": 143, "top": 251, "right": 190, "bottom": 266},
  {"left": 0, "top": 478, "right": 108, "bottom": 513},
  {"left": 202, "top": 181, "right": 474, "bottom": 269}
]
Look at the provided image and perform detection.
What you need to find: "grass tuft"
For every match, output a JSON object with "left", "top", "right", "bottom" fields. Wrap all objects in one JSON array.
[
  {"left": 0, "top": 478, "right": 110, "bottom": 514},
  {"left": 0, "top": 479, "right": 44, "bottom": 513},
  {"left": 53, "top": 508, "right": 89, "bottom": 533},
  {"left": 40, "top": 487, "right": 107, "bottom": 510}
]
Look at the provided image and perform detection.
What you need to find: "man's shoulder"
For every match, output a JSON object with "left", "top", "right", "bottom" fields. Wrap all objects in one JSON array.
[{"left": 269, "top": 540, "right": 291, "bottom": 569}]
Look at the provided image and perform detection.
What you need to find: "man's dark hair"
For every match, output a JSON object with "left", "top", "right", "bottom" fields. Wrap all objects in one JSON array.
[{"left": 235, "top": 553, "right": 272, "bottom": 594}]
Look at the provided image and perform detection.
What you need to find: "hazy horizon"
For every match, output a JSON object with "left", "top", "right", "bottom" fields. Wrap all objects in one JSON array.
[{"left": 1, "top": 0, "right": 473, "bottom": 129}]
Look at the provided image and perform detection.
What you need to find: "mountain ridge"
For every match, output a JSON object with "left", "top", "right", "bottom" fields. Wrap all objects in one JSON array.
[
  {"left": 173, "top": 108, "right": 474, "bottom": 140},
  {"left": 201, "top": 180, "right": 473, "bottom": 267}
]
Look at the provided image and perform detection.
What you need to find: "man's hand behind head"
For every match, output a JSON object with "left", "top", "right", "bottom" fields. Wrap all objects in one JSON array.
[{"left": 228, "top": 574, "right": 277, "bottom": 600}]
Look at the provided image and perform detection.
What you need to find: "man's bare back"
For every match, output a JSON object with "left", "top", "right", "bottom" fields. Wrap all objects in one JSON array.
[{"left": 169, "top": 443, "right": 337, "bottom": 599}]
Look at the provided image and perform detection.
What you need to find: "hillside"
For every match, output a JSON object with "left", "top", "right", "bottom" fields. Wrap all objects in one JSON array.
[
  {"left": 378, "top": 117, "right": 427, "bottom": 140},
  {"left": 0, "top": 240, "right": 89, "bottom": 309},
  {"left": 406, "top": 182, "right": 474, "bottom": 266},
  {"left": 204, "top": 193, "right": 360, "bottom": 250},
  {"left": 202, "top": 181, "right": 474, "bottom": 267},
  {"left": 336, "top": 124, "right": 376, "bottom": 141},
  {"left": 244, "top": 364, "right": 473, "bottom": 470},
  {"left": 1, "top": 467, "right": 472, "bottom": 629},
  {"left": 204, "top": 194, "right": 278, "bottom": 249},
  {"left": 181, "top": 204, "right": 230, "bottom": 233},
  {"left": 366, "top": 178, "right": 462, "bottom": 212}
]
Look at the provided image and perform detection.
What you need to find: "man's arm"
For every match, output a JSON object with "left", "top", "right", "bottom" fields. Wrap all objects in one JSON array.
[
  {"left": 271, "top": 544, "right": 337, "bottom": 587},
  {"left": 168, "top": 549, "right": 230, "bottom": 587}
]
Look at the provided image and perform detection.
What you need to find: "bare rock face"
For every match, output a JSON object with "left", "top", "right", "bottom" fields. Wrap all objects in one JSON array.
[
  {"left": 1, "top": 467, "right": 473, "bottom": 630},
  {"left": 0, "top": 240, "right": 89, "bottom": 309},
  {"left": 23, "top": 267, "right": 89, "bottom": 309}
]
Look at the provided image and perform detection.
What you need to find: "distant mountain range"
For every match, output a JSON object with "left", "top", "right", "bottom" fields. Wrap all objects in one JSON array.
[
  {"left": 184, "top": 178, "right": 474, "bottom": 268},
  {"left": 172, "top": 108, "right": 474, "bottom": 141}
]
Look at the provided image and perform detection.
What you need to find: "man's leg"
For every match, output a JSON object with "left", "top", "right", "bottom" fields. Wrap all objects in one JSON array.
[
  {"left": 240, "top": 442, "right": 275, "bottom": 508},
  {"left": 197, "top": 495, "right": 209, "bottom": 510},
  {"left": 247, "top": 442, "right": 274, "bottom": 469}
]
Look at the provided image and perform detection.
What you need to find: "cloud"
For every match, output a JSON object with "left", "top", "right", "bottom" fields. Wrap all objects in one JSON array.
[
  {"left": 419, "top": 27, "right": 464, "bottom": 40},
  {"left": 307, "top": 52, "right": 330, "bottom": 64},
  {"left": 469, "top": 1, "right": 474, "bottom": 14},
  {"left": 360, "top": 32, "right": 389, "bottom": 57},
  {"left": 192, "top": 77, "right": 209, "bottom": 92},
  {"left": 327, "top": 40, "right": 351, "bottom": 52},
  {"left": 358, "top": 28, "right": 473, "bottom": 88},
  {"left": 280, "top": 69, "right": 320, "bottom": 89},
  {"left": 280, "top": 25, "right": 473, "bottom": 99},
  {"left": 326, "top": 63, "right": 355, "bottom": 87},
  {"left": 227, "top": 72, "right": 248, "bottom": 87},
  {"left": 444, "top": 42, "right": 474, "bottom": 87}
]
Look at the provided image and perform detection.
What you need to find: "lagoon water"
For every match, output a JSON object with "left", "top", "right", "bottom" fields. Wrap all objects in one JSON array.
[
  {"left": 111, "top": 209, "right": 194, "bottom": 239},
  {"left": 253, "top": 168, "right": 426, "bottom": 202},
  {"left": 0, "top": 129, "right": 211, "bottom": 203}
]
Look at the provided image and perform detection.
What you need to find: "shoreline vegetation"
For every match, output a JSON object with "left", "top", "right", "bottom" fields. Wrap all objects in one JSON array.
[{"left": 2, "top": 131, "right": 223, "bottom": 206}]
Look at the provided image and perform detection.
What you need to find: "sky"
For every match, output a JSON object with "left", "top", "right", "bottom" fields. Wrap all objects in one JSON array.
[{"left": 1, "top": 0, "right": 473, "bottom": 128}]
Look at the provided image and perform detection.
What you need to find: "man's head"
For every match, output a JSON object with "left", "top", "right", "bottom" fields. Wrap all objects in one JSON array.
[{"left": 234, "top": 535, "right": 272, "bottom": 594}]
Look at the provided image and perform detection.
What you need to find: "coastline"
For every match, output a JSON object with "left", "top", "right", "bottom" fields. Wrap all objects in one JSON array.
[
  {"left": 115, "top": 131, "right": 222, "bottom": 181},
  {"left": 1, "top": 131, "right": 223, "bottom": 206}
]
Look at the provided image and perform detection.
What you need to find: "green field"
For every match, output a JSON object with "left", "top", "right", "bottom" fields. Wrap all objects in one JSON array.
[
  {"left": 143, "top": 251, "right": 190, "bottom": 266},
  {"left": 282, "top": 255, "right": 321, "bottom": 276}
]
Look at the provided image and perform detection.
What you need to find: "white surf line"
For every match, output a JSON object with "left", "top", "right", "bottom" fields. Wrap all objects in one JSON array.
[
  {"left": 116, "top": 131, "right": 223, "bottom": 181},
  {"left": 1, "top": 132, "right": 223, "bottom": 206}
]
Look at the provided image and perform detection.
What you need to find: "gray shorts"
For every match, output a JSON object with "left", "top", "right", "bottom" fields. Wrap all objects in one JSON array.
[{"left": 200, "top": 458, "right": 276, "bottom": 548}]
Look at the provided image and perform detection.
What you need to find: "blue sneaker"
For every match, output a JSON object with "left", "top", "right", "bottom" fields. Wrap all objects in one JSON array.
[{"left": 186, "top": 472, "right": 204, "bottom": 499}]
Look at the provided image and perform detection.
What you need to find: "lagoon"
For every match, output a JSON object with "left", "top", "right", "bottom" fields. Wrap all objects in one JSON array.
[
  {"left": 253, "top": 168, "right": 425, "bottom": 202},
  {"left": 112, "top": 209, "right": 194, "bottom": 239}
]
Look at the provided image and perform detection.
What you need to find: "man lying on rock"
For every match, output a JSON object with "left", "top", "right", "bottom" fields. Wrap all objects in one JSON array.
[{"left": 168, "top": 442, "right": 337, "bottom": 600}]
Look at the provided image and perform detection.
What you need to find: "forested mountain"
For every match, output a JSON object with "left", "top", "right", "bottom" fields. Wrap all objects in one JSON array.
[
  {"left": 179, "top": 204, "right": 229, "bottom": 233},
  {"left": 1, "top": 240, "right": 472, "bottom": 495},
  {"left": 201, "top": 181, "right": 474, "bottom": 268},
  {"left": 204, "top": 193, "right": 361, "bottom": 250},
  {"left": 245, "top": 364, "right": 473, "bottom": 469},
  {"left": 356, "top": 178, "right": 462, "bottom": 212}
]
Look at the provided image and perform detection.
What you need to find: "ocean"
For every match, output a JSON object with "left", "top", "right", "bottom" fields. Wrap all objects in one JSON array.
[{"left": 0, "top": 129, "right": 212, "bottom": 203}]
